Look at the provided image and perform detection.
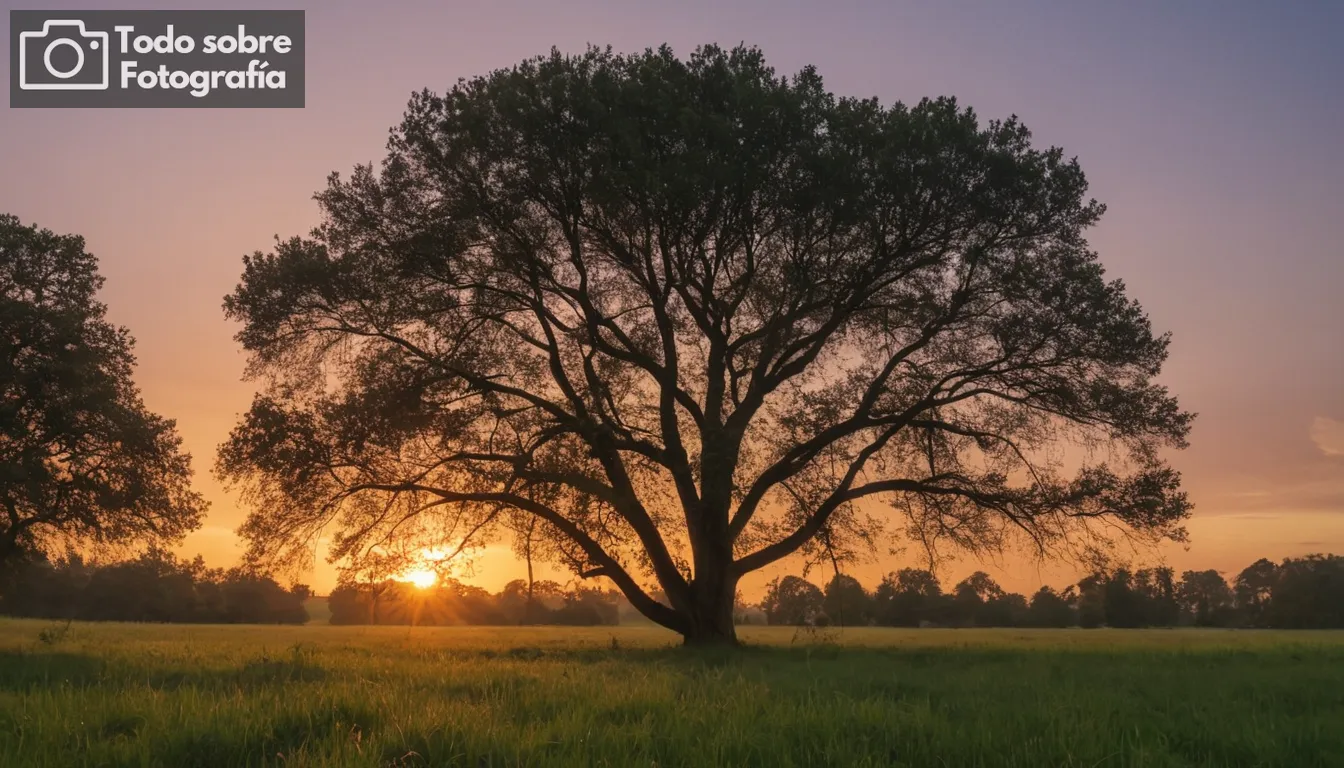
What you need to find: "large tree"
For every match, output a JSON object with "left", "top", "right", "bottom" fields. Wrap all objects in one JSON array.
[
  {"left": 218, "top": 45, "right": 1192, "bottom": 645},
  {"left": 0, "top": 214, "right": 205, "bottom": 566}
]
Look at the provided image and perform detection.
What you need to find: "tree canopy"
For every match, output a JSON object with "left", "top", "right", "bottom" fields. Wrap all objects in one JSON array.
[
  {"left": 218, "top": 44, "right": 1192, "bottom": 645},
  {"left": 0, "top": 214, "right": 205, "bottom": 566}
]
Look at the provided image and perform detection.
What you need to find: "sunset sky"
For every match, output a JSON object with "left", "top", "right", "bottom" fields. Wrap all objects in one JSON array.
[{"left": 2, "top": 0, "right": 1341, "bottom": 596}]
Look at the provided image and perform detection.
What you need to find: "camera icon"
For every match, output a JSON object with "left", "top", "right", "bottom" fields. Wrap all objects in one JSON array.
[{"left": 18, "top": 20, "right": 110, "bottom": 90}]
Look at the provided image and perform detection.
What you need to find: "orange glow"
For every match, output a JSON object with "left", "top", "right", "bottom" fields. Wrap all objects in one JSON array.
[
  {"left": 399, "top": 569, "right": 437, "bottom": 589},
  {"left": 392, "top": 549, "right": 450, "bottom": 589}
]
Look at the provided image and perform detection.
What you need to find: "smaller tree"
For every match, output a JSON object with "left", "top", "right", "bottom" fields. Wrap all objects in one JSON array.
[
  {"left": 1132, "top": 567, "right": 1180, "bottom": 627},
  {"left": 1177, "top": 570, "right": 1234, "bottom": 627},
  {"left": 822, "top": 573, "right": 873, "bottom": 627},
  {"left": 1075, "top": 573, "right": 1108, "bottom": 628},
  {"left": 497, "top": 579, "right": 532, "bottom": 624},
  {"left": 1026, "top": 586, "right": 1076, "bottom": 627},
  {"left": 218, "top": 569, "right": 310, "bottom": 624},
  {"left": 951, "top": 571, "right": 1005, "bottom": 627},
  {"left": 762, "top": 575, "right": 824, "bottom": 626},
  {"left": 78, "top": 547, "right": 197, "bottom": 622},
  {"left": 0, "top": 215, "right": 205, "bottom": 567},
  {"left": 1234, "top": 558, "right": 1279, "bottom": 628},
  {"left": 1267, "top": 555, "right": 1344, "bottom": 629},
  {"left": 1102, "top": 568, "right": 1144, "bottom": 628},
  {"left": 980, "top": 591, "right": 1028, "bottom": 627},
  {"left": 327, "top": 583, "right": 371, "bottom": 625},
  {"left": 874, "top": 568, "right": 944, "bottom": 627}
]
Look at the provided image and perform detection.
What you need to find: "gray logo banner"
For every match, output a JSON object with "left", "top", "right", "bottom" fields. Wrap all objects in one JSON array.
[{"left": 10, "top": 10, "right": 305, "bottom": 108}]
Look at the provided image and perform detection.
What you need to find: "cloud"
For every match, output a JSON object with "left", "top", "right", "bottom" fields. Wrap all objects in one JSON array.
[
  {"left": 1204, "top": 479, "right": 1344, "bottom": 515},
  {"left": 1310, "top": 416, "right": 1344, "bottom": 457}
]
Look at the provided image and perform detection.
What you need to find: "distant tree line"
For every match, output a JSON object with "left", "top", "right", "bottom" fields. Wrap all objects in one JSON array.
[
  {"left": 328, "top": 578, "right": 620, "bottom": 626},
  {"left": 6, "top": 550, "right": 1338, "bottom": 630},
  {"left": 760, "top": 554, "right": 1344, "bottom": 629},
  {"left": 0, "top": 548, "right": 309, "bottom": 624}
]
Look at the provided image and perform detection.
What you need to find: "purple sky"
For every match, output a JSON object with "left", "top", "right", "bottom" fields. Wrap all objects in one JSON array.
[{"left": 3, "top": 0, "right": 1342, "bottom": 594}]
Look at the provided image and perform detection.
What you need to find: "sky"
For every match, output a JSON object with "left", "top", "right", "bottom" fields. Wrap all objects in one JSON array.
[{"left": 2, "top": 0, "right": 1342, "bottom": 597}]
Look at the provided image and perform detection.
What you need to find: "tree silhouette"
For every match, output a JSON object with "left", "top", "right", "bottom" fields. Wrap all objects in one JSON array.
[
  {"left": 1234, "top": 558, "right": 1279, "bottom": 628},
  {"left": 217, "top": 45, "right": 1192, "bottom": 645},
  {"left": 874, "top": 568, "right": 944, "bottom": 626},
  {"left": 1075, "top": 573, "right": 1108, "bottom": 628},
  {"left": 1265, "top": 555, "right": 1344, "bottom": 629},
  {"left": 0, "top": 549, "right": 307, "bottom": 624},
  {"left": 754, "top": 555, "right": 1344, "bottom": 630},
  {"left": 1025, "top": 586, "right": 1076, "bottom": 627},
  {"left": 822, "top": 572, "right": 872, "bottom": 626},
  {"left": 761, "top": 575, "right": 824, "bottom": 626},
  {"left": 951, "top": 571, "right": 1011, "bottom": 626},
  {"left": 1102, "top": 568, "right": 1147, "bottom": 628},
  {"left": 0, "top": 215, "right": 205, "bottom": 568},
  {"left": 1132, "top": 566, "right": 1180, "bottom": 626},
  {"left": 1177, "top": 569, "right": 1234, "bottom": 627}
]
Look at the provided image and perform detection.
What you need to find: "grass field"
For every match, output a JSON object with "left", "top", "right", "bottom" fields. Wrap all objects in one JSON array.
[{"left": 1, "top": 620, "right": 1342, "bottom": 767}]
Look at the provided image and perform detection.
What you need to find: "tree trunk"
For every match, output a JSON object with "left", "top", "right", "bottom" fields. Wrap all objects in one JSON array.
[
  {"left": 681, "top": 607, "right": 738, "bottom": 646},
  {"left": 524, "top": 521, "right": 536, "bottom": 625},
  {"left": 0, "top": 529, "right": 24, "bottom": 568},
  {"left": 679, "top": 567, "right": 740, "bottom": 647},
  {"left": 675, "top": 420, "right": 745, "bottom": 647}
]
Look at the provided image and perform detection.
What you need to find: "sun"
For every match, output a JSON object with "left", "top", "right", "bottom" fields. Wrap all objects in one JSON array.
[
  {"left": 401, "top": 569, "right": 437, "bottom": 589},
  {"left": 394, "top": 549, "right": 450, "bottom": 589}
]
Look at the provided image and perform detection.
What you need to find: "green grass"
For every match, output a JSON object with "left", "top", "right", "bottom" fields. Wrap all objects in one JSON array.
[{"left": 1, "top": 620, "right": 1342, "bottom": 766}]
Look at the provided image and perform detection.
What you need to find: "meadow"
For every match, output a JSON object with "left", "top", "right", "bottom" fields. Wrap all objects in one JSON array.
[{"left": 1, "top": 619, "right": 1342, "bottom": 767}]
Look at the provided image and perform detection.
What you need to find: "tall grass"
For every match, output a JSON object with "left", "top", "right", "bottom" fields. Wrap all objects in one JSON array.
[{"left": 1, "top": 619, "right": 1341, "bottom": 766}]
